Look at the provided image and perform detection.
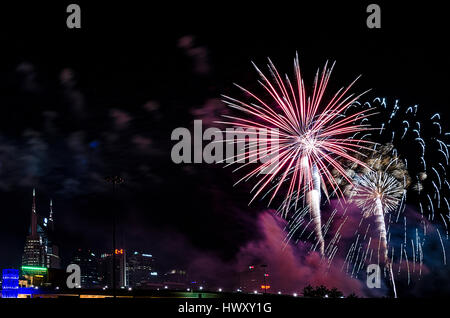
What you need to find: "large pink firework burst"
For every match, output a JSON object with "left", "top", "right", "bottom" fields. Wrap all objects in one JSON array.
[{"left": 220, "top": 54, "right": 375, "bottom": 214}]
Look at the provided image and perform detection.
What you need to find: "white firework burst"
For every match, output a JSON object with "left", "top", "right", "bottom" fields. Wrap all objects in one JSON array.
[{"left": 353, "top": 171, "right": 404, "bottom": 219}]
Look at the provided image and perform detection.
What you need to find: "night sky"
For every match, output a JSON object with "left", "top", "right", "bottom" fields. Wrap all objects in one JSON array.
[{"left": 0, "top": 2, "right": 448, "bottom": 291}]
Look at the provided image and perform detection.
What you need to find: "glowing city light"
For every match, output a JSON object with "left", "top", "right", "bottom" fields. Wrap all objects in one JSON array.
[{"left": 21, "top": 266, "right": 48, "bottom": 272}]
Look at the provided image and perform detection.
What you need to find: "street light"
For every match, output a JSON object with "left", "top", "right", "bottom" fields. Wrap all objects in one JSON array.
[{"left": 105, "top": 175, "right": 124, "bottom": 299}]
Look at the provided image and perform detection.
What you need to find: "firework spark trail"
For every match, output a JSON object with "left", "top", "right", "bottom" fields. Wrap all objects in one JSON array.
[
  {"left": 437, "top": 228, "right": 447, "bottom": 265},
  {"left": 220, "top": 54, "right": 373, "bottom": 256},
  {"left": 411, "top": 239, "right": 416, "bottom": 273},
  {"left": 308, "top": 164, "right": 325, "bottom": 255},
  {"left": 325, "top": 216, "right": 347, "bottom": 256},
  {"left": 389, "top": 262, "right": 398, "bottom": 298},
  {"left": 373, "top": 197, "right": 389, "bottom": 262},
  {"left": 403, "top": 247, "right": 411, "bottom": 285}
]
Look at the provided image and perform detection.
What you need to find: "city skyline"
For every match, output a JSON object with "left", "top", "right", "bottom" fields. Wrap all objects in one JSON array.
[
  {"left": 15, "top": 189, "right": 197, "bottom": 288},
  {"left": 0, "top": 2, "right": 449, "bottom": 302},
  {"left": 11, "top": 188, "right": 272, "bottom": 294}
]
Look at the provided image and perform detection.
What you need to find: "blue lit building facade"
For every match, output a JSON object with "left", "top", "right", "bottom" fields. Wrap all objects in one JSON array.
[{"left": 2, "top": 269, "right": 19, "bottom": 298}]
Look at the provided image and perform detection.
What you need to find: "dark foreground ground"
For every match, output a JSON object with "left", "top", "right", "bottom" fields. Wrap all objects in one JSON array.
[{"left": 0, "top": 291, "right": 442, "bottom": 316}]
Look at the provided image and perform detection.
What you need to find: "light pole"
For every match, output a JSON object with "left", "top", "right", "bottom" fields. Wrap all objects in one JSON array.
[{"left": 105, "top": 176, "right": 124, "bottom": 299}]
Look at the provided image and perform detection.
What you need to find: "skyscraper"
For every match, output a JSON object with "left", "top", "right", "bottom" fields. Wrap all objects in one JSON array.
[
  {"left": 71, "top": 248, "right": 100, "bottom": 288},
  {"left": 238, "top": 265, "right": 270, "bottom": 293},
  {"left": 22, "top": 189, "right": 45, "bottom": 268},
  {"left": 21, "top": 189, "right": 61, "bottom": 270},
  {"left": 98, "top": 249, "right": 127, "bottom": 288},
  {"left": 43, "top": 199, "right": 61, "bottom": 269},
  {"left": 127, "top": 251, "right": 157, "bottom": 288}
]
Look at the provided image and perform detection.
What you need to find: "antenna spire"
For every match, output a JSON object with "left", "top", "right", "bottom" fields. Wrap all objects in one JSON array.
[
  {"left": 49, "top": 199, "right": 53, "bottom": 221},
  {"left": 32, "top": 188, "right": 36, "bottom": 214},
  {"left": 31, "top": 188, "right": 37, "bottom": 237}
]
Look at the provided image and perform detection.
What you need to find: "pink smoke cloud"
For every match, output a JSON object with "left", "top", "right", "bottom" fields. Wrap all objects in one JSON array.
[
  {"left": 191, "top": 98, "right": 229, "bottom": 127},
  {"left": 178, "top": 35, "right": 210, "bottom": 75},
  {"left": 132, "top": 135, "right": 152, "bottom": 151},
  {"left": 235, "top": 211, "right": 367, "bottom": 296},
  {"left": 110, "top": 109, "right": 132, "bottom": 129},
  {"left": 187, "top": 210, "right": 368, "bottom": 296}
]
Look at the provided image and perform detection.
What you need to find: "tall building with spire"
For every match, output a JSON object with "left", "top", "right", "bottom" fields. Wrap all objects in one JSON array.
[
  {"left": 46, "top": 198, "right": 61, "bottom": 269},
  {"left": 21, "top": 189, "right": 61, "bottom": 269}
]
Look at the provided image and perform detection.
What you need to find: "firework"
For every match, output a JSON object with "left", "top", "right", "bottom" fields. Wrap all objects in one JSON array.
[
  {"left": 281, "top": 97, "right": 450, "bottom": 297},
  {"left": 352, "top": 171, "right": 404, "bottom": 262},
  {"left": 351, "top": 98, "right": 449, "bottom": 224},
  {"left": 349, "top": 162, "right": 405, "bottom": 299},
  {"left": 334, "top": 98, "right": 450, "bottom": 296},
  {"left": 220, "top": 54, "right": 373, "bottom": 255}
]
